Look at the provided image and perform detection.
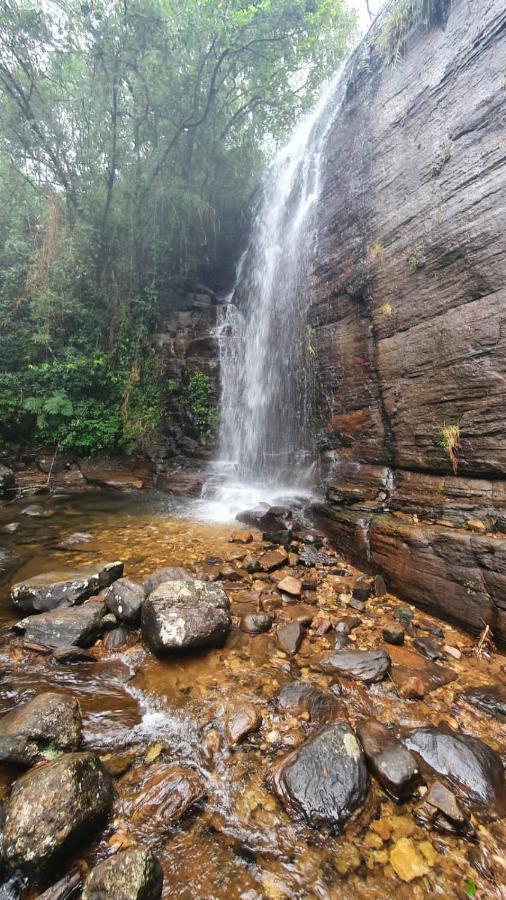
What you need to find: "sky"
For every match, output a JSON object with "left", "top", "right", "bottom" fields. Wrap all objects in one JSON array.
[{"left": 347, "top": 0, "right": 387, "bottom": 32}]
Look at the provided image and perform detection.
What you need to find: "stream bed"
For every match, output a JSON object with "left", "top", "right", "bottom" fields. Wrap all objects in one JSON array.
[{"left": 0, "top": 490, "right": 504, "bottom": 899}]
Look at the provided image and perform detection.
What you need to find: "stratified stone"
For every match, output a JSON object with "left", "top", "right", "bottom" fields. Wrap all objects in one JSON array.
[
  {"left": 11, "top": 562, "right": 124, "bottom": 614},
  {"left": 461, "top": 685, "right": 506, "bottom": 721},
  {"left": 82, "top": 849, "right": 163, "bottom": 900},
  {"left": 356, "top": 719, "right": 421, "bottom": 801},
  {"left": 320, "top": 649, "right": 390, "bottom": 683},
  {"left": 0, "top": 692, "right": 81, "bottom": 766},
  {"left": 141, "top": 580, "right": 230, "bottom": 655},
  {"left": 225, "top": 702, "right": 262, "bottom": 746},
  {"left": 3, "top": 752, "right": 112, "bottom": 876},
  {"left": 403, "top": 727, "right": 506, "bottom": 817},
  {"left": 271, "top": 722, "right": 369, "bottom": 829},
  {"left": 105, "top": 578, "right": 145, "bottom": 625},
  {"left": 125, "top": 765, "right": 204, "bottom": 830},
  {"left": 17, "top": 603, "right": 107, "bottom": 649}
]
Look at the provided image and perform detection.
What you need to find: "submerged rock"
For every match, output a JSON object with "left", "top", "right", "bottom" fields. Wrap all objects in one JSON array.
[
  {"left": 83, "top": 848, "right": 163, "bottom": 900},
  {"left": 11, "top": 561, "right": 124, "bottom": 614},
  {"left": 240, "top": 612, "right": 272, "bottom": 634},
  {"left": 403, "top": 726, "right": 506, "bottom": 817},
  {"left": 0, "top": 692, "right": 81, "bottom": 766},
  {"left": 105, "top": 577, "right": 145, "bottom": 625},
  {"left": 142, "top": 567, "right": 193, "bottom": 594},
  {"left": 52, "top": 645, "right": 96, "bottom": 664},
  {"left": 3, "top": 752, "right": 112, "bottom": 876},
  {"left": 17, "top": 602, "right": 107, "bottom": 649},
  {"left": 356, "top": 719, "right": 421, "bottom": 802},
  {"left": 461, "top": 685, "right": 506, "bottom": 721},
  {"left": 126, "top": 764, "right": 204, "bottom": 829},
  {"left": 389, "top": 837, "right": 429, "bottom": 883},
  {"left": 320, "top": 649, "right": 390, "bottom": 683},
  {"left": 271, "top": 722, "right": 369, "bottom": 829},
  {"left": 415, "top": 780, "right": 474, "bottom": 837},
  {"left": 142, "top": 580, "right": 230, "bottom": 655},
  {"left": 276, "top": 682, "right": 338, "bottom": 725},
  {"left": 225, "top": 701, "right": 262, "bottom": 746}
]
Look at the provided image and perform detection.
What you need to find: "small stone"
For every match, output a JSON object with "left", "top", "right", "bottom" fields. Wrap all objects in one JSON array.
[
  {"left": 4, "top": 523, "right": 19, "bottom": 534},
  {"left": 103, "top": 626, "right": 134, "bottom": 651},
  {"left": 413, "top": 637, "right": 443, "bottom": 661},
  {"left": 275, "top": 621, "right": 304, "bottom": 655},
  {"left": 398, "top": 675, "right": 426, "bottom": 700},
  {"left": 374, "top": 574, "right": 387, "bottom": 597},
  {"left": 225, "top": 702, "right": 262, "bottom": 746},
  {"left": 466, "top": 518, "right": 487, "bottom": 534},
  {"left": 348, "top": 597, "right": 365, "bottom": 613},
  {"left": 320, "top": 649, "right": 390, "bottom": 684},
  {"left": 352, "top": 575, "right": 373, "bottom": 602},
  {"left": 229, "top": 530, "right": 253, "bottom": 544},
  {"left": 390, "top": 837, "right": 429, "bottom": 882},
  {"left": 0, "top": 692, "right": 82, "bottom": 766},
  {"left": 277, "top": 576, "right": 302, "bottom": 597},
  {"left": 313, "top": 617, "right": 333, "bottom": 636},
  {"left": 259, "top": 549, "right": 289, "bottom": 572},
  {"left": 240, "top": 613, "right": 272, "bottom": 635},
  {"left": 52, "top": 646, "right": 96, "bottom": 664},
  {"left": 383, "top": 625, "right": 405, "bottom": 646},
  {"left": 443, "top": 644, "right": 461, "bottom": 660},
  {"left": 219, "top": 565, "right": 243, "bottom": 581}
]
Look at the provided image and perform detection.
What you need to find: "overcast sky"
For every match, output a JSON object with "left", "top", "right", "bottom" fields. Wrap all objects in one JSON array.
[{"left": 347, "top": 0, "right": 386, "bottom": 32}]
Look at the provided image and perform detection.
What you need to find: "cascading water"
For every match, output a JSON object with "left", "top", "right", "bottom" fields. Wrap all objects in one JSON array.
[{"left": 198, "top": 75, "right": 344, "bottom": 521}]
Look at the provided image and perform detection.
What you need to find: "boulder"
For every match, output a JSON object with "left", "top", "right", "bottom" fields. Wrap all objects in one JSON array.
[
  {"left": 3, "top": 752, "right": 112, "bottom": 876},
  {"left": 259, "top": 548, "right": 289, "bottom": 572},
  {"left": 275, "top": 621, "right": 304, "bottom": 655},
  {"left": 16, "top": 602, "right": 107, "bottom": 649},
  {"left": 0, "top": 692, "right": 81, "bottom": 766},
  {"left": 105, "top": 578, "right": 145, "bottom": 625},
  {"left": 225, "top": 701, "right": 262, "bottom": 746},
  {"left": 0, "top": 463, "right": 15, "bottom": 497},
  {"left": 142, "top": 580, "right": 230, "bottom": 655},
  {"left": 142, "top": 567, "right": 193, "bottom": 594},
  {"left": 276, "top": 682, "right": 338, "bottom": 725},
  {"left": 103, "top": 626, "right": 135, "bottom": 651},
  {"left": 320, "top": 649, "right": 390, "bottom": 683},
  {"left": 461, "top": 685, "right": 506, "bottom": 720},
  {"left": 271, "top": 722, "right": 369, "bottom": 829},
  {"left": 403, "top": 727, "right": 506, "bottom": 817},
  {"left": 11, "top": 561, "right": 124, "bottom": 614},
  {"left": 356, "top": 719, "right": 421, "bottom": 801},
  {"left": 82, "top": 849, "right": 163, "bottom": 900},
  {"left": 382, "top": 625, "right": 405, "bottom": 646},
  {"left": 240, "top": 613, "right": 272, "bottom": 635}
]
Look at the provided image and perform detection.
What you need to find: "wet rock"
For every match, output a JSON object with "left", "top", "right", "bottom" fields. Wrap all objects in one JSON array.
[
  {"left": 259, "top": 548, "right": 289, "bottom": 572},
  {"left": 225, "top": 701, "right": 262, "bottom": 746},
  {"left": 81, "top": 467, "right": 144, "bottom": 491},
  {"left": 334, "top": 633, "right": 349, "bottom": 650},
  {"left": 3, "top": 523, "right": 19, "bottom": 534},
  {"left": 413, "top": 636, "right": 443, "bottom": 661},
  {"left": 271, "top": 722, "right": 369, "bottom": 829},
  {"left": 298, "top": 545, "right": 335, "bottom": 567},
  {"left": 356, "top": 719, "right": 421, "bottom": 801},
  {"left": 462, "top": 685, "right": 506, "bottom": 720},
  {"left": 219, "top": 565, "right": 243, "bottom": 582},
  {"left": 142, "top": 567, "right": 193, "bottom": 594},
  {"left": 383, "top": 624, "right": 405, "bottom": 646},
  {"left": 240, "top": 613, "right": 272, "bottom": 635},
  {"left": 245, "top": 556, "right": 262, "bottom": 574},
  {"left": 276, "top": 682, "right": 338, "bottom": 724},
  {"left": 335, "top": 615, "right": 361, "bottom": 634},
  {"left": 126, "top": 765, "right": 204, "bottom": 829},
  {"left": 141, "top": 580, "right": 230, "bottom": 655},
  {"left": 57, "top": 532, "right": 93, "bottom": 549},
  {"left": 262, "top": 529, "right": 292, "bottom": 546},
  {"left": 403, "top": 727, "right": 506, "bottom": 816},
  {"left": 17, "top": 602, "right": 107, "bottom": 649},
  {"left": 105, "top": 578, "right": 145, "bottom": 625},
  {"left": 0, "top": 692, "right": 81, "bottom": 765},
  {"left": 11, "top": 561, "right": 124, "bottom": 614},
  {"left": 389, "top": 837, "right": 429, "bottom": 882},
  {"left": 37, "top": 868, "right": 81, "bottom": 900},
  {"left": 320, "top": 649, "right": 390, "bottom": 683},
  {"left": 277, "top": 575, "right": 302, "bottom": 597},
  {"left": 415, "top": 780, "right": 474, "bottom": 837},
  {"left": 348, "top": 596, "right": 365, "bottom": 613},
  {"left": 352, "top": 575, "right": 373, "bottom": 602},
  {"left": 389, "top": 646, "right": 456, "bottom": 695},
  {"left": 52, "top": 645, "right": 96, "bottom": 664},
  {"left": 276, "top": 621, "right": 304, "bottom": 655},
  {"left": 398, "top": 675, "right": 426, "bottom": 700},
  {"left": 374, "top": 574, "right": 387, "bottom": 597},
  {"left": 0, "top": 463, "right": 15, "bottom": 497},
  {"left": 3, "top": 752, "right": 112, "bottom": 876},
  {"left": 21, "top": 504, "right": 54, "bottom": 518},
  {"left": 229, "top": 530, "right": 253, "bottom": 544},
  {"left": 83, "top": 848, "right": 163, "bottom": 900},
  {"left": 103, "top": 626, "right": 135, "bottom": 651}
]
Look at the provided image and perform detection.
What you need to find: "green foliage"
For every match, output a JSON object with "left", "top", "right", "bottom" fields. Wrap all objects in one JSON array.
[
  {"left": 465, "top": 880, "right": 476, "bottom": 899},
  {"left": 374, "top": 0, "right": 446, "bottom": 65},
  {"left": 180, "top": 370, "right": 218, "bottom": 437},
  {"left": 437, "top": 422, "right": 460, "bottom": 474}
]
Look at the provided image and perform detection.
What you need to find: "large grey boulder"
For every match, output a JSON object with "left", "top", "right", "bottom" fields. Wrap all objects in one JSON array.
[
  {"left": 82, "top": 848, "right": 163, "bottom": 900},
  {"left": 271, "top": 722, "right": 369, "bottom": 829},
  {"left": 0, "top": 692, "right": 81, "bottom": 766},
  {"left": 16, "top": 602, "right": 107, "bottom": 649},
  {"left": 141, "top": 579, "right": 230, "bottom": 655},
  {"left": 105, "top": 577, "right": 145, "bottom": 625},
  {"left": 3, "top": 752, "right": 112, "bottom": 876},
  {"left": 11, "top": 561, "right": 124, "bottom": 614}
]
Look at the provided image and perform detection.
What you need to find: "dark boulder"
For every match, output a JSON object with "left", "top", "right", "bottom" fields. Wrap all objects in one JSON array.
[
  {"left": 103, "top": 627, "right": 135, "bottom": 652},
  {"left": 0, "top": 692, "right": 81, "bottom": 766},
  {"left": 382, "top": 624, "right": 405, "bottom": 646},
  {"left": 461, "top": 685, "right": 506, "bottom": 721},
  {"left": 403, "top": 727, "right": 506, "bottom": 817},
  {"left": 11, "top": 561, "right": 123, "bottom": 614},
  {"left": 356, "top": 719, "right": 421, "bottom": 801},
  {"left": 82, "top": 848, "right": 163, "bottom": 900},
  {"left": 16, "top": 602, "right": 107, "bottom": 649},
  {"left": 271, "top": 722, "right": 369, "bottom": 829},
  {"left": 142, "top": 580, "right": 230, "bottom": 655},
  {"left": 320, "top": 649, "right": 390, "bottom": 683},
  {"left": 105, "top": 578, "right": 145, "bottom": 626},
  {"left": 3, "top": 752, "right": 112, "bottom": 876},
  {"left": 142, "top": 567, "right": 193, "bottom": 594}
]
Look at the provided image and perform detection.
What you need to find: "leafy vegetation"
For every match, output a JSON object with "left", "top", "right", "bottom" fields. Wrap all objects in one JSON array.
[
  {"left": 374, "top": 0, "right": 449, "bottom": 64},
  {"left": 0, "top": 0, "right": 356, "bottom": 456},
  {"left": 437, "top": 422, "right": 460, "bottom": 474}
]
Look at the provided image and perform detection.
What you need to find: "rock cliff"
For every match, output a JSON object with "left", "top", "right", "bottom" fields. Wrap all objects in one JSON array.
[{"left": 311, "top": 0, "right": 506, "bottom": 641}]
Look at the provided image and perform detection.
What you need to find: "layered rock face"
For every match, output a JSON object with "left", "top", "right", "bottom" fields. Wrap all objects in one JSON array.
[{"left": 312, "top": 0, "right": 506, "bottom": 640}]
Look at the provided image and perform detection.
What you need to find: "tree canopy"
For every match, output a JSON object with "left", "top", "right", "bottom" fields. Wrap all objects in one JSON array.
[{"left": 0, "top": 0, "right": 356, "bottom": 455}]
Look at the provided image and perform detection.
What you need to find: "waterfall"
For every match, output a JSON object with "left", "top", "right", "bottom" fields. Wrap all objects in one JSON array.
[{"left": 198, "top": 75, "right": 343, "bottom": 521}]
